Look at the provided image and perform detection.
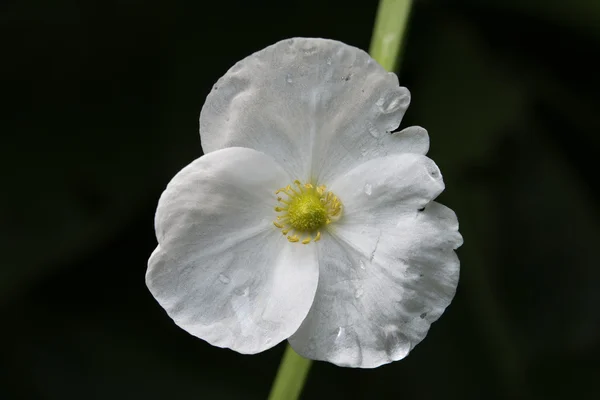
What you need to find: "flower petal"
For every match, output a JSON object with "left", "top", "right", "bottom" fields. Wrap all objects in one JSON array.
[
  {"left": 147, "top": 147, "right": 319, "bottom": 354},
  {"left": 199, "top": 37, "right": 427, "bottom": 181},
  {"left": 330, "top": 152, "right": 445, "bottom": 221},
  {"left": 288, "top": 154, "right": 461, "bottom": 368}
]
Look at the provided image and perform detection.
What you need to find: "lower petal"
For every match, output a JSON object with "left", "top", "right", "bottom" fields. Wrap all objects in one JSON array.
[{"left": 288, "top": 202, "right": 462, "bottom": 367}]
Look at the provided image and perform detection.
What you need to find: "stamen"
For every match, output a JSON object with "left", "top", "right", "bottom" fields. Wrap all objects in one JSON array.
[
  {"left": 289, "top": 187, "right": 299, "bottom": 195},
  {"left": 271, "top": 179, "right": 342, "bottom": 245}
]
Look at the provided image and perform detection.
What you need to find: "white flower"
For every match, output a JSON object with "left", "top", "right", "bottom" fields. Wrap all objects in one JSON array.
[{"left": 146, "top": 38, "right": 462, "bottom": 368}]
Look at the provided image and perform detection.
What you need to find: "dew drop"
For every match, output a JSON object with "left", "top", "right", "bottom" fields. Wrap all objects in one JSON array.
[
  {"left": 242, "top": 287, "right": 249, "bottom": 296},
  {"left": 218, "top": 274, "right": 230, "bottom": 284},
  {"left": 377, "top": 93, "right": 406, "bottom": 114},
  {"left": 364, "top": 183, "right": 372, "bottom": 196},
  {"left": 285, "top": 73, "right": 293, "bottom": 84},
  {"left": 419, "top": 312, "right": 427, "bottom": 319},
  {"left": 384, "top": 326, "right": 411, "bottom": 360},
  {"left": 326, "top": 57, "right": 332, "bottom": 65},
  {"left": 354, "top": 287, "right": 364, "bottom": 298},
  {"left": 303, "top": 46, "right": 317, "bottom": 55},
  {"left": 359, "top": 260, "right": 366, "bottom": 270},
  {"left": 384, "top": 97, "right": 400, "bottom": 113}
]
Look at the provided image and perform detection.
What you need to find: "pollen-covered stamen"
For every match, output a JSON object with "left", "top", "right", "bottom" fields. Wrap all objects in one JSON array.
[{"left": 273, "top": 180, "right": 343, "bottom": 244}]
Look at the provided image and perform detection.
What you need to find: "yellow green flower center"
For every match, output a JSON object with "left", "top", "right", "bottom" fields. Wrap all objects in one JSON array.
[
  {"left": 288, "top": 195, "right": 327, "bottom": 231},
  {"left": 273, "top": 180, "right": 343, "bottom": 244}
]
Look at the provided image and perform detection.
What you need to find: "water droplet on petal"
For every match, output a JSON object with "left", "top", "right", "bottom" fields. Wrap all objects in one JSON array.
[
  {"left": 326, "top": 57, "right": 332, "bottom": 65},
  {"left": 384, "top": 325, "right": 411, "bottom": 360},
  {"left": 218, "top": 274, "right": 230, "bottom": 284},
  {"left": 303, "top": 46, "right": 317, "bottom": 56},
  {"left": 242, "top": 287, "right": 249, "bottom": 296},
  {"left": 359, "top": 260, "right": 366, "bottom": 270},
  {"left": 286, "top": 73, "right": 293, "bottom": 84},
  {"left": 364, "top": 183, "right": 372, "bottom": 196},
  {"left": 335, "top": 327, "right": 345, "bottom": 340},
  {"left": 354, "top": 287, "right": 364, "bottom": 298},
  {"left": 377, "top": 92, "right": 407, "bottom": 114},
  {"left": 419, "top": 312, "right": 427, "bottom": 319},
  {"left": 383, "top": 97, "right": 400, "bottom": 113}
]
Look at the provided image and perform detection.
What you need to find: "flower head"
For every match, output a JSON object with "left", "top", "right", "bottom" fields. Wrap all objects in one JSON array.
[{"left": 147, "top": 38, "right": 462, "bottom": 368}]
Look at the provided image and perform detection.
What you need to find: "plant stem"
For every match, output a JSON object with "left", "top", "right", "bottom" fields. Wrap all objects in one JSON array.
[
  {"left": 267, "top": 345, "right": 312, "bottom": 400},
  {"left": 267, "top": 2, "right": 413, "bottom": 399},
  {"left": 369, "top": 0, "right": 414, "bottom": 72}
]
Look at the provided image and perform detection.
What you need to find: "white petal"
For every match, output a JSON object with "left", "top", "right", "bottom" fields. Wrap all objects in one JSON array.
[
  {"left": 199, "top": 37, "right": 427, "bottom": 181},
  {"left": 288, "top": 155, "right": 462, "bottom": 368},
  {"left": 147, "top": 147, "right": 319, "bottom": 354},
  {"left": 331, "top": 152, "right": 446, "bottom": 220}
]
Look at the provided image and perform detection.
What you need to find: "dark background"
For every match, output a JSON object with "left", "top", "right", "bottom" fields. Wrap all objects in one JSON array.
[{"left": 2, "top": 0, "right": 599, "bottom": 399}]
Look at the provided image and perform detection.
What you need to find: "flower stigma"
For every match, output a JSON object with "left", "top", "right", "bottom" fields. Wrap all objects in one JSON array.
[{"left": 273, "top": 180, "right": 343, "bottom": 244}]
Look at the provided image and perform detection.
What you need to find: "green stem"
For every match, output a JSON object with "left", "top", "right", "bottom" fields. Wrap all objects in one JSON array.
[
  {"left": 267, "top": 345, "right": 312, "bottom": 400},
  {"left": 369, "top": 0, "right": 414, "bottom": 72},
  {"left": 267, "top": 2, "right": 413, "bottom": 399}
]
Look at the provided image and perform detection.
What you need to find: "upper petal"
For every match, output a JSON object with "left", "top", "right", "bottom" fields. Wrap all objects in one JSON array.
[
  {"left": 330, "top": 152, "right": 446, "bottom": 220},
  {"left": 288, "top": 154, "right": 462, "bottom": 368},
  {"left": 147, "top": 147, "right": 319, "bottom": 354},
  {"left": 199, "top": 37, "right": 427, "bottom": 181}
]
